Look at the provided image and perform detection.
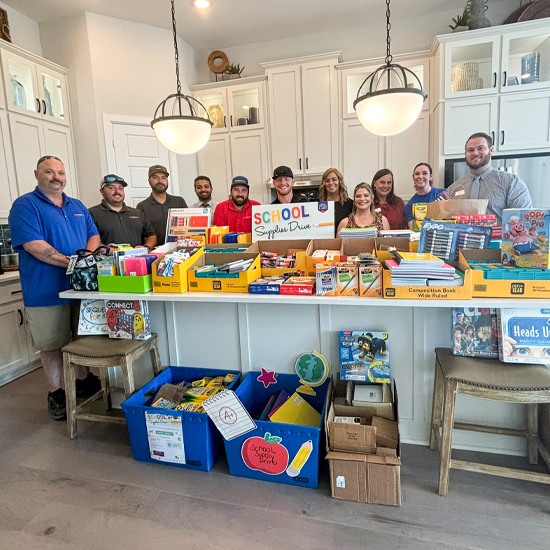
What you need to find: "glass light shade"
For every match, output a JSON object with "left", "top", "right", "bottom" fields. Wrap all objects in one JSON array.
[
  {"left": 355, "top": 90, "right": 424, "bottom": 136},
  {"left": 152, "top": 117, "right": 212, "bottom": 154}
]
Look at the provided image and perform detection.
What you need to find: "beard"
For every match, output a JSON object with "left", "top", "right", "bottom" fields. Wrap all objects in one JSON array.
[
  {"left": 466, "top": 151, "right": 491, "bottom": 170},
  {"left": 232, "top": 196, "right": 247, "bottom": 207}
]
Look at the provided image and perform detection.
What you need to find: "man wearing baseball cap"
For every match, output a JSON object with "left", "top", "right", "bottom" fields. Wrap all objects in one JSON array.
[
  {"left": 213, "top": 176, "right": 260, "bottom": 234},
  {"left": 89, "top": 174, "right": 157, "bottom": 248},
  {"left": 271, "top": 166, "right": 307, "bottom": 204},
  {"left": 136, "top": 165, "right": 187, "bottom": 245}
]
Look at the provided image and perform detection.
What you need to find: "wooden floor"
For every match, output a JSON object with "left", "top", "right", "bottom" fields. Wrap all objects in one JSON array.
[{"left": 1, "top": 368, "right": 550, "bottom": 550}]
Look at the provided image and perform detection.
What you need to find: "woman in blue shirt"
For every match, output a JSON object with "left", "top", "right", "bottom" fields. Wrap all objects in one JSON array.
[{"left": 405, "top": 162, "right": 450, "bottom": 230}]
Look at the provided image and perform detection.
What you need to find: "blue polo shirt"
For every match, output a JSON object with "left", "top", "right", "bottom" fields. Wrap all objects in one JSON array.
[
  {"left": 405, "top": 188, "right": 450, "bottom": 223},
  {"left": 9, "top": 187, "right": 98, "bottom": 307}
]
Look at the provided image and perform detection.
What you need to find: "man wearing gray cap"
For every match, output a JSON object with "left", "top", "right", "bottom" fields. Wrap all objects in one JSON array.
[
  {"left": 137, "top": 164, "right": 187, "bottom": 245},
  {"left": 213, "top": 176, "right": 260, "bottom": 234},
  {"left": 89, "top": 174, "right": 157, "bottom": 248}
]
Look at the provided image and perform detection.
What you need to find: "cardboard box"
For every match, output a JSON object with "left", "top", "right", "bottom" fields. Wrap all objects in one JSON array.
[
  {"left": 249, "top": 239, "right": 310, "bottom": 276},
  {"left": 426, "top": 199, "right": 488, "bottom": 219},
  {"left": 359, "top": 265, "right": 383, "bottom": 297},
  {"left": 280, "top": 276, "right": 316, "bottom": 295},
  {"left": 459, "top": 249, "right": 550, "bottom": 298},
  {"left": 332, "top": 379, "right": 394, "bottom": 420},
  {"left": 374, "top": 237, "right": 412, "bottom": 262},
  {"left": 306, "top": 238, "right": 342, "bottom": 275},
  {"left": 152, "top": 247, "right": 204, "bottom": 293},
  {"left": 187, "top": 252, "right": 261, "bottom": 293},
  {"left": 382, "top": 265, "right": 473, "bottom": 300}
]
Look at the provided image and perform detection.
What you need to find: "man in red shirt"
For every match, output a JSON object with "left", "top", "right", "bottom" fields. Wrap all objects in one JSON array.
[{"left": 213, "top": 176, "right": 260, "bottom": 234}]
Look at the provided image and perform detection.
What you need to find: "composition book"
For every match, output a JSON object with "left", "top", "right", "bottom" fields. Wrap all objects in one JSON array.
[{"left": 202, "top": 389, "right": 257, "bottom": 441}]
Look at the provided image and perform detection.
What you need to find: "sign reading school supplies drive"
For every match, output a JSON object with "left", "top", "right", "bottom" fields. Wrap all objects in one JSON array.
[{"left": 251, "top": 202, "right": 334, "bottom": 242}]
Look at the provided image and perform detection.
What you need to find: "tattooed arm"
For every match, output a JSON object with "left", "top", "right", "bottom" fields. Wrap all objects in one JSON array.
[{"left": 22, "top": 240, "right": 71, "bottom": 267}]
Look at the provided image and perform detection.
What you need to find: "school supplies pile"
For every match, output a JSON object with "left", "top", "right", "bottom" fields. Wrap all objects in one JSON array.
[
  {"left": 260, "top": 250, "right": 297, "bottom": 269},
  {"left": 451, "top": 214, "right": 497, "bottom": 227},
  {"left": 418, "top": 220, "right": 493, "bottom": 261},
  {"left": 451, "top": 308, "right": 498, "bottom": 358},
  {"left": 386, "top": 251, "right": 463, "bottom": 287},
  {"left": 156, "top": 248, "right": 200, "bottom": 278},
  {"left": 256, "top": 389, "right": 321, "bottom": 427},
  {"left": 193, "top": 258, "right": 255, "bottom": 276}
]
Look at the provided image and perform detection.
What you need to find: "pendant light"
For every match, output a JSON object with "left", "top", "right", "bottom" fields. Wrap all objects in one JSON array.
[
  {"left": 152, "top": 0, "right": 212, "bottom": 154},
  {"left": 353, "top": 0, "right": 427, "bottom": 136}
]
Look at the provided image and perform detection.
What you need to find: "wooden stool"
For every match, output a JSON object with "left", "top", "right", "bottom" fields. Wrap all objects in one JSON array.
[
  {"left": 430, "top": 348, "right": 550, "bottom": 495},
  {"left": 62, "top": 333, "right": 162, "bottom": 439}
]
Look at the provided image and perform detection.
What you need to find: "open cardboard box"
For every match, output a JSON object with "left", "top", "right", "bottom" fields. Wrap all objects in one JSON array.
[
  {"left": 426, "top": 199, "right": 488, "bottom": 219},
  {"left": 326, "top": 381, "right": 401, "bottom": 506},
  {"left": 249, "top": 239, "right": 310, "bottom": 276},
  {"left": 306, "top": 238, "right": 342, "bottom": 275},
  {"left": 459, "top": 249, "right": 550, "bottom": 298}
]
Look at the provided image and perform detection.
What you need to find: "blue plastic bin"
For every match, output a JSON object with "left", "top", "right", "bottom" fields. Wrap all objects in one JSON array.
[
  {"left": 223, "top": 372, "right": 330, "bottom": 489},
  {"left": 121, "top": 367, "right": 240, "bottom": 472}
]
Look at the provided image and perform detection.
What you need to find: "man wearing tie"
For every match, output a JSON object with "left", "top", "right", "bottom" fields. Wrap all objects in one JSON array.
[{"left": 447, "top": 132, "right": 532, "bottom": 224}]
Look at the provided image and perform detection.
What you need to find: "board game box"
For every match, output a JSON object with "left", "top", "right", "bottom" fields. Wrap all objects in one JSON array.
[
  {"left": 451, "top": 308, "right": 498, "bottom": 358},
  {"left": 105, "top": 299, "right": 151, "bottom": 340},
  {"left": 497, "top": 308, "right": 550, "bottom": 364},
  {"left": 339, "top": 331, "right": 390, "bottom": 383},
  {"left": 501, "top": 209, "right": 550, "bottom": 270}
]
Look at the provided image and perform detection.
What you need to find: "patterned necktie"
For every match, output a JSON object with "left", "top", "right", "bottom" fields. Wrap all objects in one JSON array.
[{"left": 470, "top": 175, "right": 481, "bottom": 200}]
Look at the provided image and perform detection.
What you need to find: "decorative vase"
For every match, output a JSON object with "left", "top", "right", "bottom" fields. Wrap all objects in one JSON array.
[{"left": 468, "top": 0, "right": 491, "bottom": 30}]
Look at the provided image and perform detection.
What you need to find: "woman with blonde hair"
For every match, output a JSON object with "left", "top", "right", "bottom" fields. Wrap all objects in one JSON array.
[
  {"left": 319, "top": 168, "right": 353, "bottom": 236},
  {"left": 337, "top": 182, "right": 390, "bottom": 235}
]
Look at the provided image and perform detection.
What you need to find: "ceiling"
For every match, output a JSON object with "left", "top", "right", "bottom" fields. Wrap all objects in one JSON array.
[{"left": 4, "top": 0, "right": 462, "bottom": 51}]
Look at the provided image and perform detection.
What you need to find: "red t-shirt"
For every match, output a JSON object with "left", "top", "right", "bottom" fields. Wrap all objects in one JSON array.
[
  {"left": 377, "top": 197, "right": 407, "bottom": 230},
  {"left": 213, "top": 199, "right": 261, "bottom": 234}
]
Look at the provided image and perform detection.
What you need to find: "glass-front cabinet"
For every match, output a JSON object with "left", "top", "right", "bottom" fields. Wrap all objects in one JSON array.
[
  {"left": 501, "top": 28, "right": 550, "bottom": 93},
  {"left": 444, "top": 36, "right": 500, "bottom": 98},
  {"left": 191, "top": 78, "right": 265, "bottom": 134},
  {"left": 341, "top": 57, "right": 429, "bottom": 118},
  {"left": 1, "top": 50, "right": 69, "bottom": 125}
]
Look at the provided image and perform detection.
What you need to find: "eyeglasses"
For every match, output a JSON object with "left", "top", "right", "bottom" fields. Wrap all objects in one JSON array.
[
  {"left": 36, "top": 155, "right": 62, "bottom": 168},
  {"left": 101, "top": 174, "right": 125, "bottom": 184}
]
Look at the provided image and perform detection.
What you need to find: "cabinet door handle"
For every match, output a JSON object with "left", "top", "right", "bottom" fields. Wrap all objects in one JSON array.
[
  {"left": 306, "top": 157, "right": 309, "bottom": 170},
  {"left": 223, "top": 115, "right": 227, "bottom": 128},
  {"left": 493, "top": 72, "right": 497, "bottom": 88},
  {"left": 11, "top": 290, "right": 22, "bottom": 295},
  {"left": 42, "top": 99, "right": 47, "bottom": 113},
  {"left": 230, "top": 115, "right": 233, "bottom": 126},
  {"left": 503, "top": 71, "right": 507, "bottom": 87},
  {"left": 299, "top": 158, "right": 302, "bottom": 170},
  {"left": 18, "top": 309, "right": 23, "bottom": 326},
  {"left": 501, "top": 130, "right": 505, "bottom": 146},
  {"left": 491, "top": 131, "right": 495, "bottom": 145},
  {"left": 36, "top": 98, "right": 41, "bottom": 112}
]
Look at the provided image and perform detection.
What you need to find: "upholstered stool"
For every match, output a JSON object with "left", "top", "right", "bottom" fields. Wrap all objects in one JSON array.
[
  {"left": 62, "top": 333, "right": 162, "bottom": 438},
  {"left": 430, "top": 347, "right": 550, "bottom": 495}
]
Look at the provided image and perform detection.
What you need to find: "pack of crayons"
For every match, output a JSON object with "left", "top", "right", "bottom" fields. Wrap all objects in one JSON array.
[{"left": 419, "top": 221, "right": 493, "bottom": 261}]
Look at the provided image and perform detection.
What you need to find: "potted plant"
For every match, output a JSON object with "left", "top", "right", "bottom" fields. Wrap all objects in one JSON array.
[
  {"left": 225, "top": 63, "right": 245, "bottom": 80},
  {"left": 449, "top": 6, "right": 470, "bottom": 32}
]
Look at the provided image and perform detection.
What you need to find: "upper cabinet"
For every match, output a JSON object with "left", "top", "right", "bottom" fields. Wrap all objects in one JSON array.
[
  {"left": 263, "top": 53, "right": 340, "bottom": 176},
  {"left": 1, "top": 50, "right": 70, "bottom": 126},
  {"left": 191, "top": 77, "right": 266, "bottom": 134}
]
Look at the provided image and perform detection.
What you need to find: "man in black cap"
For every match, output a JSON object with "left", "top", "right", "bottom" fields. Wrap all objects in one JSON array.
[
  {"left": 89, "top": 174, "right": 157, "bottom": 249},
  {"left": 136, "top": 164, "right": 187, "bottom": 245},
  {"left": 213, "top": 176, "right": 260, "bottom": 234},
  {"left": 271, "top": 166, "right": 306, "bottom": 204}
]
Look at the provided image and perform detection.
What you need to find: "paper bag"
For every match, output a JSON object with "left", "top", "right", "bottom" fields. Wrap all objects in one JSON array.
[
  {"left": 78, "top": 299, "right": 109, "bottom": 335},
  {"left": 426, "top": 199, "right": 488, "bottom": 219}
]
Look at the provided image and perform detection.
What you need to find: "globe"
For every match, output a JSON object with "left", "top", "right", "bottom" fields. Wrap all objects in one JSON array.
[{"left": 295, "top": 352, "right": 328, "bottom": 386}]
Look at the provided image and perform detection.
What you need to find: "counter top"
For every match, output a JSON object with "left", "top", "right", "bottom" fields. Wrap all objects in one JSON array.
[
  {"left": 59, "top": 289, "right": 549, "bottom": 308},
  {"left": 0, "top": 271, "right": 20, "bottom": 284}
]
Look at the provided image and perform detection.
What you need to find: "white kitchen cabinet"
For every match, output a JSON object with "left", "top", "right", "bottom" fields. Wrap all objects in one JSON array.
[
  {"left": 0, "top": 110, "right": 17, "bottom": 220},
  {"left": 264, "top": 53, "right": 340, "bottom": 176},
  {"left": 1, "top": 49, "right": 69, "bottom": 126},
  {"left": 0, "top": 301, "right": 29, "bottom": 383},
  {"left": 443, "top": 97, "right": 498, "bottom": 155},
  {"left": 498, "top": 90, "right": 550, "bottom": 151},
  {"left": 197, "top": 134, "right": 232, "bottom": 203},
  {"left": 8, "top": 112, "right": 76, "bottom": 198}
]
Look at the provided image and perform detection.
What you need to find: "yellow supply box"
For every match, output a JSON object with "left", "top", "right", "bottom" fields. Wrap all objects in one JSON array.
[
  {"left": 382, "top": 265, "right": 473, "bottom": 300},
  {"left": 375, "top": 237, "right": 415, "bottom": 262},
  {"left": 249, "top": 239, "right": 310, "bottom": 276},
  {"left": 152, "top": 247, "right": 204, "bottom": 293},
  {"left": 187, "top": 252, "right": 261, "bottom": 293},
  {"left": 306, "top": 238, "right": 342, "bottom": 275},
  {"left": 459, "top": 249, "right": 550, "bottom": 299}
]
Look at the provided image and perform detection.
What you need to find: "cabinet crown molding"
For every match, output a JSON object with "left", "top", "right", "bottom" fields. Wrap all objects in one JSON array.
[
  {"left": 0, "top": 40, "right": 68, "bottom": 75},
  {"left": 189, "top": 74, "right": 266, "bottom": 92},
  {"left": 261, "top": 51, "right": 342, "bottom": 70},
  {"left": 336, "top": 50, "right": 431, "bottom": 70}
]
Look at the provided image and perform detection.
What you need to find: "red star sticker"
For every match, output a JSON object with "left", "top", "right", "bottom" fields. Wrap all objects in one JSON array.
[{"left": 257, "top": 368, "right": 277, "bottom": 388}]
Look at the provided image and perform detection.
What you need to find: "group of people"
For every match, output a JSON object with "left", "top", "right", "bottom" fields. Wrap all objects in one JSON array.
[{"left": 7, "top": 131, "right": 534, "bottom": 420}]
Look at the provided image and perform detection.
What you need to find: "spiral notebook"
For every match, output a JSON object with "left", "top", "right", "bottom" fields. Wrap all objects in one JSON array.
[{"left": 203, "top": 389, "right": 257, "bottom": 441}]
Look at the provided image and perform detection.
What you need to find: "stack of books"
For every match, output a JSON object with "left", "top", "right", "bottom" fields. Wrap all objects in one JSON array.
[
  {"left": 385, "top": 251, "right": 464, "bottom": 286},
  {"left": 339, "top": 227, "right": 378, "bottom": 239}
]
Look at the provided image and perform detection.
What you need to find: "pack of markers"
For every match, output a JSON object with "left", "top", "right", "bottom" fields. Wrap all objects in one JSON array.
[{"left": 419, "top": 220, "right": 493, "bottom": 261}]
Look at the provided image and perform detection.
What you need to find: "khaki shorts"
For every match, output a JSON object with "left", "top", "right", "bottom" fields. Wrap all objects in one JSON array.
[{"left": 26, "top": 302, "right": 79, "bottom": 352}]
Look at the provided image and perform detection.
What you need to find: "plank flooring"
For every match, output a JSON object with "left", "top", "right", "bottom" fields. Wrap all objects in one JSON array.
[{"left": 1, "top": 368, "right": 549, "bottom": 550}]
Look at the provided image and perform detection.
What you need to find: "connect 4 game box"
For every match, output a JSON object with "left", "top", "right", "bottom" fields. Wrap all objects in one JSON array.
[
  {"left": 105, "top": 300, "right": 151, "bottom": 340},
  {"left": 501, "top": 209, "right": 550, "bottom": 270},
  {"left": 339, "top": 331, "right": 390, "bottom": 383}
]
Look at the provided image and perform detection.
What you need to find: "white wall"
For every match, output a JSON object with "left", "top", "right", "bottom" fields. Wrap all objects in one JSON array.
[
  {"left": 0, "top": 1, "right": 42, "bottom": 56},
  {"left": 195, "top": 0, "right": 520, "bottom": 82}
]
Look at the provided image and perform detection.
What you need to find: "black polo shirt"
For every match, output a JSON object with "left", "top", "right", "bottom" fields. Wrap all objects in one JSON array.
[
  {"left": 136, "top": 193, "right": 187, "bottom": 245},
  {"left": 271, "top": 193, "right": 308, "bottom": 204},
  {"left": 88, "top": 201, "right": 156, "bottom": 247}
]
